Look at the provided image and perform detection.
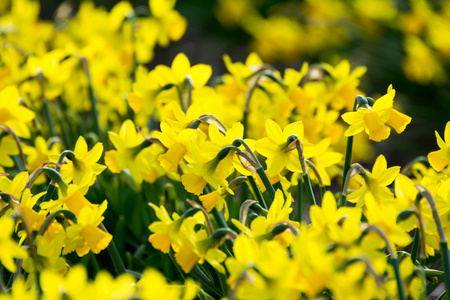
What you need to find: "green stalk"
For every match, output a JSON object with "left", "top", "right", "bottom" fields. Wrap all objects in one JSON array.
[
  {"left": 411, "top": 229, "right": 420, "bottom": 264},
  {"left": 212, "top": 207, "right": 227, "bottom": 228},
  {"left": 100, "top": 223, "right": 126, "bottom": 275},
  {"left": 247, "top": 175, "right": 267, "bottom": 209},
  {"left": 291, "top": 138, "right": 316, "bottom": 206},
  {"left": 339, "top": 135, "right": 353, "bottom": 207},
  {"left": 190, "top": 265, "right": 224, "bottom": 299},
  {"left": 255, "top": 167, "right": 275, "bottom": 200},
  {"left": 339, "top": 98, "right": 359, "bottom": 207},
  {"left": 391, "top": 257, "right": 406, "bottom": 300},
  {"left": 297, "top": 174, "right": 304, "bottom": 222},
  {"left": 217, "top": 271, "right": 228, "bottom": 297},
  {"left": 168, "top": 251, "right": 186, "bottom": 282}
]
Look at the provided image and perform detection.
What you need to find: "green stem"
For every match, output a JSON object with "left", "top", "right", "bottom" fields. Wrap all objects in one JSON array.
[
  {"left": 247, "top": 175, "right": 267, "bottom": 209},
  {"left": 302, "top": 173, "right": 315, "bottom": 206},
  {"left": 190, "top": 265, "right": 224, "bottom": 299},
  {"left": 411, "top": 229, "right": 420, "bottom": 264},
  {"left": 339, "top": 135, "right": 353, "bottom": 207},
  {"left": 441, "top": 242, "right": 450, "bottom": 293},
  {"left": 100, "top": 223, "right": 126, "bottom": 275},
  {"left": 391, "top": 257, "right": 406, "bottom": 300},
  {"left": 256, "top": 167, "right": 275, "bottom": 200},
  {"left": 294, "top": 139, "right": 316, "bottom": 206},
  {"left": 218, "top": 271, "right": 228, "bottom": 297},
  {"left": 339, "top": 98, "right": 358, "bottom": 207},
  {"left": 297, "top": 174, "right": 304, "bottom": 222},
  {"left": 242, "top": 109, "right": 249, "bottom": 139},
  {"left": 212, "top": 207, "right": 228, "bottom": 228},
  {"left": 168, "top": 251, "right": 186, "bottom": 282}
]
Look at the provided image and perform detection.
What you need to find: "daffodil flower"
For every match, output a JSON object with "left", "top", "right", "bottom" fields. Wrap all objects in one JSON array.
[
  {"left": 428, "top": 121, "right": 450, "bottom": 171},
  {"left": 347, "top": 155, "right": 400, "bottom": 207},
  {"left": 0, "top": 216, "right": 28, "bottom": 272},
  {"left": 106, "top": 119, "right": 165, "bottom": 184},
  {"left": 148, "top": 203, "right": 204, "bottom": 254},
  {"left": 232, "top": 189, "right": 299, "bottom": 247},
  {"left": 310, "top": 191, "right": 361, "bottom": 244},
  {"left": 180, "top": 123, "right": 246, "bottom": 195},
  {"left": 58, "top": 136, "right": 105, "bottom": 194},
  {"left": 342, "top": 85, "right": 411, "bottom": 142},
  {"left": 255, "top": 119, "right": 315, "bottom": 176},
  {"left": 174, "top": 218, "right": 226, "bottom": 273},
  {"left": 64, "top": 200, "right": 112, "bottom": 256},
  {"left": 0, "top": 85, "right": 35, "bottom": 138}
]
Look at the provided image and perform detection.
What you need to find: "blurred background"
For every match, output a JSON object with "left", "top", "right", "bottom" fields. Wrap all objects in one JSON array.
[{"left": 36, "top": 0, "right": 450, "bottom": 165}]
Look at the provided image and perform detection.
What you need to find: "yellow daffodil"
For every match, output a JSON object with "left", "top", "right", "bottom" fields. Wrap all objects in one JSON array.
[
  {"left": 308, "top": 138, "right": 343, "bottom": 186},
  {"left": 255, "top": 119, "right": 315, "bottom": 176},
  {"left": 0, "top": 136, "right": 19, "bottom": 169},
  {"left": 233, "top": 189, "right": 299, "bottom": 246},
  {"left": 106, "top": 119, "right": 165, "bottom": 184},
  {"left": 364, "top": 194, "right": 412, "bottom": 250},
  {"left": 148, "top": 203, "right": 204, "bottom": 253},
  {"left": 0, "top": 216, "right": 28, "bottom": 272},
  {"left": 428, "top": 121, "right": 450, "bottom": 171},
  {"left": 58, "top": 136, "right": 105, "bottom": 194},
  {"left": 310, "top": 191, "right": 362, "bottom": 244},
  {"left": 40, "top": 184, "right": 96, "bottom": 215},
  {"left": 322, "top": 59, "right": 367, "bottom": 111},
  {"left": 348, "top": 155, "right": 400, "bottom": 207},
  {"left": 342, "top": 85, "right": 411, "bottom": 142},
  {"left": 65, "top": 200, "right": 112, "bottom": 256},
  {"left": 23, "top": 136, "right": 62, "bottom": 184},
  {"left": 174, "top": 218, "right": 226, "bottom": 273},
  {"left": 0, "top": 85, "right": 35, "bottom": 138}
]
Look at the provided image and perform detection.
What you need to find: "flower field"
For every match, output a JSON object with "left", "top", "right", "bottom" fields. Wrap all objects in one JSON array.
[{"left": 1, "top": 0, "right": 450, "bottom": 299}]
